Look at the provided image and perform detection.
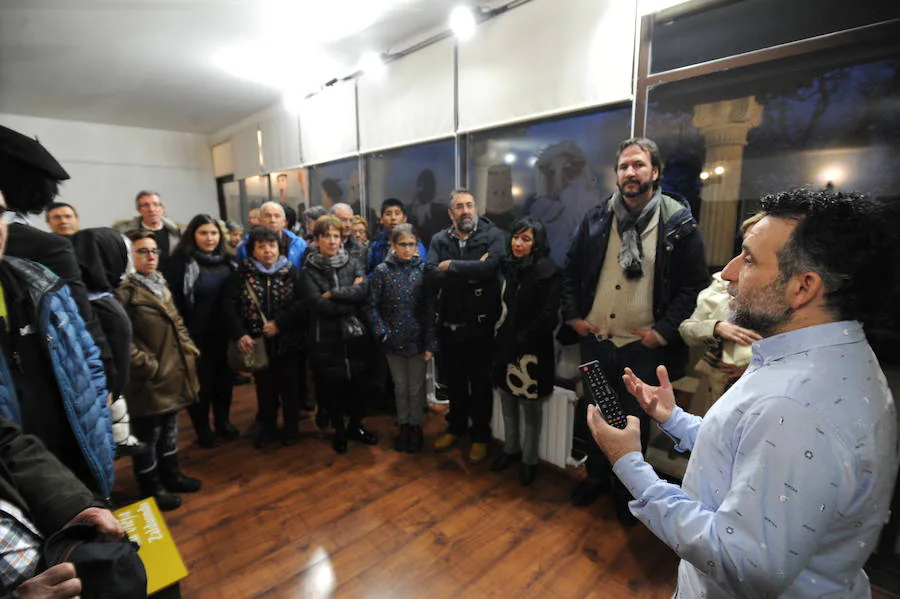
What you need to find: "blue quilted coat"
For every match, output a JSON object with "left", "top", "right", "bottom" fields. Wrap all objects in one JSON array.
[{"left": 0, "top": 257, "right": 114, "bottom": 497}]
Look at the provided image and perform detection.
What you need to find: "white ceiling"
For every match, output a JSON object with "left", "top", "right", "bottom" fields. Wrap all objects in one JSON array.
[{"left": 0, "top": 0, "right": 465, "bottom": 135}]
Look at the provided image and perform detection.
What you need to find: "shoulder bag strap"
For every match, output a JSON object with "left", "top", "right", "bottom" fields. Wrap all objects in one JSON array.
[{"left": 243, "top": 279, "right": 269, "bottom": 325}]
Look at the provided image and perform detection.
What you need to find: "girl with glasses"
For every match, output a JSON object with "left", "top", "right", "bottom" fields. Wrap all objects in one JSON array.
[{"left": 364, "top": 223, "right": 437, "bottom": 453}]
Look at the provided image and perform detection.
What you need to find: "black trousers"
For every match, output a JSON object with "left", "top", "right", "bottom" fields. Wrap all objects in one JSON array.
[
  {"left": 254, "top": 354, "right": 300, "bottom": 436},
  {"left": 189, "top": 343, "right": 235, "bottom": 435},
  {"left": 317, "top": 374, "right": 366, "bottom": 434},
  {"left": 577, "top": 337, "right": 662, "bottom": 490},
  {"left": 91, "top": 295, "right": 132, "bottom": 397},
  {"left": 438, "top": 327, "right": 494, "bottom": 443}
]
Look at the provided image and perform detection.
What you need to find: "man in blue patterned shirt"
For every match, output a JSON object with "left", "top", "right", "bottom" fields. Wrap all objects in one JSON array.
[{"left": 589, "top": 188, "right": 899, "bottom": 598}]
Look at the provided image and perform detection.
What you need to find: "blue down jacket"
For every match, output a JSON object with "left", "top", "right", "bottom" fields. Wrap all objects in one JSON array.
[{"left": 0, "top": 257, "right": 114, "bottom": 497}]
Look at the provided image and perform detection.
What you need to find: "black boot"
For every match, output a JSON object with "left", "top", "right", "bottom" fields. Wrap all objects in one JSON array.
[
  {"left": 393, "top": 424, "right": 411, "bottom": 452},
  {"left": 215, "top": 417, "right": 240, "bottom": 441},
  {"left": 136, "top": 467, "right": 181, "bottom": 511},
  {"left": 159, "top": 454, "right": 202, "bottom": 493}
]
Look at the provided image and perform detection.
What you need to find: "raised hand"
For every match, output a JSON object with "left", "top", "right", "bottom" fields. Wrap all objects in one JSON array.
[{"left": 622, "top": 365, "right": 675, "bottom": 424}]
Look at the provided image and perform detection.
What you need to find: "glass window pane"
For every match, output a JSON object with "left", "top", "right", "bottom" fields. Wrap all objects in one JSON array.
[
  {"left": 646, "top": 51, "right": 900, "bottom": 366},
  {"left": 308, "top": 158, "right": 360, "bottom": 214},
  {"left": 650, "top": 0, "right": 899, "bottom": 74},
  {"left": 467, "top": 107, "right": 631, "bottom": 267},
  {"left": 365, "top": 139, "right": 456, "bottom": 246},
  {"left": 243, "top": 175, "right": 271, "bottom": 224}
]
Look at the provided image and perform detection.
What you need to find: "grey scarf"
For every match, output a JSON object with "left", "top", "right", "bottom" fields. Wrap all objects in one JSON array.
[
  {"left": 613, "top": 188, "right": 661, "bottom": 280},
  {"left": 306, "top": 248, "right": 350, "bottom": 271},
  {"left": 130, "top": 271, "right": 167, "bottom": 299}
]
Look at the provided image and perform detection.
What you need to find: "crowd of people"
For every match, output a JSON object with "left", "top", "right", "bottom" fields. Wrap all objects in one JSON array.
[{"left": 0, "top": 121, "right": 898, "bottom": 598}]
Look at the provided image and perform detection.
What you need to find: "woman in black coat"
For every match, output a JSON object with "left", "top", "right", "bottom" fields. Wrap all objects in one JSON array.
[
  {"left": 223, "top": 227, "right": 306, "bottom": 448},
  {"left": 489, "top": 217, "right": 561, "bottom": 486},
  {"left": 299, "top": 216, "right": 378, "bottom": 454},
  {"left": 161, "top": 214, "right": 235, "bottom": 448}
]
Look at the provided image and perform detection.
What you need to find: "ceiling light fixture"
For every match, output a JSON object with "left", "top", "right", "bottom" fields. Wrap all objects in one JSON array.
[
  {"left": 359, "top": 51, "right": 386, "bottom": 78},
  {"left": 450, "top": 5, "right": 477, "bottom": 41}
]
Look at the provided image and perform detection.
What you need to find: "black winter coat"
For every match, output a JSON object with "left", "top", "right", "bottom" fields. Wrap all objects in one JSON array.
[
  {"left": 493, "top": 256, "right": 561, "bottom": 399},
  {"left": 222, "top": 259, "right": 305, "bottom": 360},
  {"left": 425, "top": 217, "right": 506, "bottom": 339},
  {"left": 299, "top": 256, "right": 369, "bottom": 379},
  {"left": 560, "top": 192, "right": 709, "bottom": 380}
]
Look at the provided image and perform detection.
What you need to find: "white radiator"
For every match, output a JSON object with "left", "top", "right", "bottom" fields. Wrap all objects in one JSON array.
[{"left": 491, "top": 386, "right": 578, "bottom": 469}]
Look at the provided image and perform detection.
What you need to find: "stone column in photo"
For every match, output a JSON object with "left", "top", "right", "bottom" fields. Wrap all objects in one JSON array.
[{"left": 692, "top": 96, "right": 764, "bottom": 267}]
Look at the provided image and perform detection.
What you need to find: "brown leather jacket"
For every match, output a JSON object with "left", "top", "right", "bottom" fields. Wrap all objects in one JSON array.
[{"left": 116, "top": 276, "right": 200, "bottom": 418}]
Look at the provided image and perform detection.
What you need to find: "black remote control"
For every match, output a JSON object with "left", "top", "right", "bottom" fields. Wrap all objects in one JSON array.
[{"left": 579, "top": 360, "right": 628, "bottom": 429}]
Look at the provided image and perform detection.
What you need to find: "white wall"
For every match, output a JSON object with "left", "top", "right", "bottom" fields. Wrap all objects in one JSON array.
[{"left": 0, "top": 113, "right": 217, "bottom": 229}]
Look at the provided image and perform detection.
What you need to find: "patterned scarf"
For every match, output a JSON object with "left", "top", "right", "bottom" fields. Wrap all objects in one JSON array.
[
  {"left": 612, "top": 188, "right": 661, "bottom": 280},
  {"left": 130, "top": 271, "right": 167, "bottom": 299}
]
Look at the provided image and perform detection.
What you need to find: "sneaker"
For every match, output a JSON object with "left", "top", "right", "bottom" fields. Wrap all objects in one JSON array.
[
  {"left": 468, "top": 442, "right": 488, "bottom": 464},
  {"left": 433, "top": 433, "right": 458, "bottom": 452}
]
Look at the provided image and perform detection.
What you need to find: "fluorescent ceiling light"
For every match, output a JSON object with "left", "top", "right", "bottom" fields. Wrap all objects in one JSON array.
[
  {"left": 449, "top": 6, "right": 476, "bottom": 41},
  {"left": 359, "top": 51, "right": 386, "bottom": 78}
]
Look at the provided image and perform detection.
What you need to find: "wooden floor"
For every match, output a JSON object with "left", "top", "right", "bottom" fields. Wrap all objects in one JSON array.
[{"left": 112, "top": 383, "right": 900, "bottom": 599}]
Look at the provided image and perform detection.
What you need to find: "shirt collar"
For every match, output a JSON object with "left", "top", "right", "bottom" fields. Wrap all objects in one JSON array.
[{"left": 751, "top": 320, "right": 865, "bottom": 367}]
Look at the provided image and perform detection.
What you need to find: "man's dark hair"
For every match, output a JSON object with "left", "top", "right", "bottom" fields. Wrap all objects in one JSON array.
[
  {"left": 125, "top": 230, "right": 155, "bottom": 243},
  {"left": 0, "top": 158, "right": 60, "bottom": 213},
  {"left": 306, "top": 206, "right": 328, "bottom": 221},
  {"left": 615, "top": 137, "right": 662, "bottom": 190},
  {"left": 448, "top": 188, "right": 474, "bottom": 205},
  {"left": 174, "top": 214, "right": 226, "bottom": 257},
  {"left": 508, "top": 216, "right": 550, "bottom": 260},
  {"left": 761, "top": 188, "right": 899, "bottom": 326},
  {"left": 245, "top": 226, "right": 280, "bottom": 255},
  {"left": 380, "top": 198, "right": 406, "bottom": 216},
  {"left": 134, "top": 190, "right": 160, "bottom": 208},
  {"left": 46, "top": 201, "right": 78, "bottom": 219}
]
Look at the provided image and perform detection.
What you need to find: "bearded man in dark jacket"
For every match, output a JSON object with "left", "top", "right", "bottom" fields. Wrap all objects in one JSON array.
[
  {"left": 425, "top": 188, "right": 506, "bottom": 464},
  {"left": 561, "top": 138, "right": 709, "bottom": 523}
]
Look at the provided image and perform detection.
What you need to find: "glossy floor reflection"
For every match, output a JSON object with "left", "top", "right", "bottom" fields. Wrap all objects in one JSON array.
[{"left": 108, "top": 384, "right": 676, "bottom": 598}]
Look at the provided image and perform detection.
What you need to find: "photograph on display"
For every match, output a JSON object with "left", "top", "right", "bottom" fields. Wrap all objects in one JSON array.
[
  {"left": 468, "top": 107, "right": 631, "bottom": 267},
  {"left": 367, "top": 139, "right": 456, "bottom": 246}
]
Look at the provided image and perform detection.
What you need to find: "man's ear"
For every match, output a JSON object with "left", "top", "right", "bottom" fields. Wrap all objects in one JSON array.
[{"left": 787, "top": 271, "right": 826, "bottom": 311}]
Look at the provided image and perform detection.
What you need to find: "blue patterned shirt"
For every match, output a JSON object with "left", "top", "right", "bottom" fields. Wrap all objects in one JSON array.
[{"left": 613, "top": 321, "right": 898, "bottom": 598}]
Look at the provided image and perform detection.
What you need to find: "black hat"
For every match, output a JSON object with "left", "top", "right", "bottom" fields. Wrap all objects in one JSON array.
[{"left": 0, "top": 125, "right": 70, "bottom": 180}]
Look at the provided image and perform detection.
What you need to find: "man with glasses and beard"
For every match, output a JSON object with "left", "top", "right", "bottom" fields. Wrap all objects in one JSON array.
[
  {"left": 426, "top": 188, "right": 505, "bottom": 464},
  {"left": 560, "top": 137, "right": 709, "bottom": 523},
  {"left": 588, "top": 189, "right": 899, "bottom": 599}
]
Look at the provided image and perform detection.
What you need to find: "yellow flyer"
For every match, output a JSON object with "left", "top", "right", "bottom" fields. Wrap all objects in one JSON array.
[{"left": 114, "top": 497, "right": 188, "bottom": 594}]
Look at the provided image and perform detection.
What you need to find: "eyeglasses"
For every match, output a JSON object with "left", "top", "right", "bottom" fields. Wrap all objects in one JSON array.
[
  {"left": 0, "top": 206, "right": 16, "bottom": 225},
  {"left": 450, "top": 202, "right": 475, "bottom": 212},
  {"left": 135, "top": 248, "right": 160, "bottom": 256},
  {"left": 395, "top": 242, "right": 417, "bottom": 248}
]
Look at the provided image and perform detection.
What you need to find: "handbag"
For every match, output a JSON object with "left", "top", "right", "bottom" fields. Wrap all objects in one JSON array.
[
  {"left": 340, "top": 313, "right": 366, "bottom": 340},
  {"left": 42, "top": 523, "right": 147, "bottom": 599},
  {"left": 227, "top": 280, "right": 270, "bottom": 372}
]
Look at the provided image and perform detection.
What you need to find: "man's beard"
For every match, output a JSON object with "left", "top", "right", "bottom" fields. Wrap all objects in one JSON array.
[
  {"left": 618, "top": 177, "right": 652, "bottom": 199},
  {"left": 727, "top": 280, "right": 793, "bottom": 338},
  {"left": 455, "top": 215, "right": 475, "bottom": 233}
]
